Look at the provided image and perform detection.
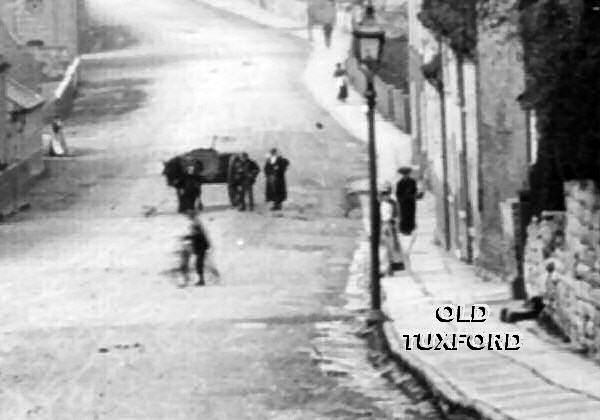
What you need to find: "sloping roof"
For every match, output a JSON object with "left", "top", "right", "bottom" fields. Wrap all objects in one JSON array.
[{"left": 5, "top": 76, "right": 45, "bottom": 111}]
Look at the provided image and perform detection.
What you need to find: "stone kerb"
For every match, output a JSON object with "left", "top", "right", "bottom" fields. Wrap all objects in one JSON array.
[{"left": 524, "top": 180, "right": 600, "bottom": 359}]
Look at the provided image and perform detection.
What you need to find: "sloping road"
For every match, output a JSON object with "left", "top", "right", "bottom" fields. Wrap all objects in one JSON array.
[{"left": 0, "top": 1, "right": 436, "bottom": 418}]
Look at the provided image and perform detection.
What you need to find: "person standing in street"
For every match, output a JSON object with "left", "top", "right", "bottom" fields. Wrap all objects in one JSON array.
[
  {"left": 264, "top": 148, "right": 289, "bottom": 211},
  {"left": 179, "top": 161, "right": 204, "bottom": 213},
  {"left": 229, "top": 154, "right": 244, "bottom": 208},
  {"left": 333, "top": 62, "right": 349, "bottom": 101},
  {"left": 237, "top": 152, "right": 259, "bottom": 211},
  {"left": 395, "top": 166, "right": 418, "bottom": 236},
  {"left": 50, "top": 115, "right": 69, "bottom": 156},
  {"left": 380, "top": 182, "right": 405, "bottom": 274}
]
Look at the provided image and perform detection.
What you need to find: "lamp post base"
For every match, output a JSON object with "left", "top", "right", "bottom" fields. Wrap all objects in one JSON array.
[{"left": 366, "top": 309, "right": 388, "bottom": 326}]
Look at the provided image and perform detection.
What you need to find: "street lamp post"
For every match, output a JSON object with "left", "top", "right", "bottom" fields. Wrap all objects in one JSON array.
[{"left": 352, "top": 2, "right": 385, "bottom": 317}]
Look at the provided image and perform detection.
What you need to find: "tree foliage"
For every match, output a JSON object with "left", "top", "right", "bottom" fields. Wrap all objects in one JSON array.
[
  {"left": 522, "top": 0, "right": 600, "bottom": 212},
  {"left": 418, "top": 0, "right": 600, "bottom": 213},
  {"left": 418, "top": 0, "right": 478, "bottom": 59}
]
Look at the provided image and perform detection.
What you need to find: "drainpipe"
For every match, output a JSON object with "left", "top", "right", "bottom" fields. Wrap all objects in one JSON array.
[
  {"left": 438, "top": 39, "right": 451, "bottom": 250},
  {"left": 457, "top": 55, "right": 473, "bottom": 262},
  {"left": 0, "top": 57, "right": 11, "bottom": 167}
]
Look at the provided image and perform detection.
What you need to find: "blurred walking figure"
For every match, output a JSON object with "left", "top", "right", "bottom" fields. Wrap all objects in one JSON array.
[
  {"left": 333, "top": 62, "right": 349, "bottom": 101},
  {"left": 182, "top": 211, "right": 220, "bottom": 286},
  {"left": 237, "top": 153, "right": 260, "bottom": 211},
  {"left": 178, "top": 235, "right": 194, "bottom": 287},
  {"left": 380, "top": 182, "right": 405, "bottom": 274},
  {"left": 321, "top": 0, "right": 336, "bottom": 48},
  {"left": 264, "top": 148, "right": 289, "bottom": 211}
]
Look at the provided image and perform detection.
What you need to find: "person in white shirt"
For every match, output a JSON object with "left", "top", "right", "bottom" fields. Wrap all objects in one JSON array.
[{"left": 380, "top": 183, "right": 405, "bottom": 274}]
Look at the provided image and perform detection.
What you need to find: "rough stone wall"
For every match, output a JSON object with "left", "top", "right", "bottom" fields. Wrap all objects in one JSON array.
[
  {"left": 0, "top": 0, "right": 79, "bottom": 57},
  {"left": 524, "top": 180, "right": 600, "bottom": 358},
  {"left": 0, "top": 18, "right": 42, "bottom": 88},
  {"left": 475, "top": 0, "right": 528, "bottom": 278}
]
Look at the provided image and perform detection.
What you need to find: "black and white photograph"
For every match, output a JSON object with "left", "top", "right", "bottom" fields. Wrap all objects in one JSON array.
[{"left": 1, "top": 0, "right": 599, "bottom": 418}]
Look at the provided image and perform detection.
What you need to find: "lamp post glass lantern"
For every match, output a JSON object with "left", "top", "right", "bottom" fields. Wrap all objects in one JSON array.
[
  {"left": 352, "top": 3, "right": 385, "bottom": 316},
  {"left": 352, "top": 5, "right": 385, "bottom": 68}
]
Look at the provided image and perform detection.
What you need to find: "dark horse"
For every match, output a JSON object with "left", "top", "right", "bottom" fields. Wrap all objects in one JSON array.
[{"left": 163, "top": 156, "right": 203, "bottom": 213}]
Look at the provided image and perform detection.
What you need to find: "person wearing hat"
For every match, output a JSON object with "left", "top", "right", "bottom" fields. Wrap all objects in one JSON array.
[
  {"left": 380, "top": 182, "right": 405, "bottom": 274},
  {"left": 264, "top": 148, "right": 290, "bottom": 211},
  {"left": 396, "top": 166, "right": 418, "bottom": 236}
]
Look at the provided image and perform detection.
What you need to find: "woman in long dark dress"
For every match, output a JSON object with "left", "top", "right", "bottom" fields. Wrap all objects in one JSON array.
[
  {"left": 395, "top": 167, "right": 417, "bottom": 235},
  {"left": 264, "top": 148, "right": 289, "bottom": 210}
]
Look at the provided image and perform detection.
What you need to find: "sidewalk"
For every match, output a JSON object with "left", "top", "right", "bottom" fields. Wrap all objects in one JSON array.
[
  {"left": 199, "top": 1, "right": 600, "bottom": 418},
  {"left": 378, "top": 195, "right": 600, "bottom": 420}
]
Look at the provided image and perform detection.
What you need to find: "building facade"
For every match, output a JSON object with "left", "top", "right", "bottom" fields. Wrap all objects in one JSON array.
[
  {"left": 408, "top": 0, "right": 532, "bottom": 282},
  {"left": 0, "top": 0, "right": 80, "bottom": 57}
]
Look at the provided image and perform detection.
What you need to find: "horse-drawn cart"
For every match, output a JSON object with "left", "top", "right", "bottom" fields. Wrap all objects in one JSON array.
[{"left": 163, "top": 147, "right": 242, "bottom": 210}]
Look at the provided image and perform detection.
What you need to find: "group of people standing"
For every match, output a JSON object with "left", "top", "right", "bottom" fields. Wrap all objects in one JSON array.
[
  {"left": 175, "top": 148, "right": 290, "bottom": 287},
  {"left": 229, "top": 148, "right": 290, "bottom": 212},
  {"left": 379, "top": 166, "right": 420, "bottom": 275}
]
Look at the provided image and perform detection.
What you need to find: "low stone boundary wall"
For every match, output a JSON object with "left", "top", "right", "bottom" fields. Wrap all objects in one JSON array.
[
  {"left": 0, "top": 150, "right": 44, "bottom": 218},
  {"left": 50, "top": 57, "right": 81, "bottom": 119},
  {"left": 346, "top": 56, "right": 410, "bottom": 132},
  {"left": 524, "top": 180, "right": 600, "bottom": 358}
]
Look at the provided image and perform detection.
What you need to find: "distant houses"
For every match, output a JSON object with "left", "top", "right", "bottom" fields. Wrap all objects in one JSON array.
[{"left": 0, "top": 0, "right": 85, "bottom": 216}]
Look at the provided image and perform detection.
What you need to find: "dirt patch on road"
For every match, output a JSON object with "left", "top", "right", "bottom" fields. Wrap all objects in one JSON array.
[
  {"left": 80, "top": 23, "right": 139, "bottom": 54},
  {"left": 70, "top": 77, "right": 150, "bottom": 125}
]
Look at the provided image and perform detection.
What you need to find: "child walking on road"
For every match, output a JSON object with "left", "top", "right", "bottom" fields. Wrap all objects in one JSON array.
[{"left": 179, "top": 211, "right": 220, "bottom": 287}]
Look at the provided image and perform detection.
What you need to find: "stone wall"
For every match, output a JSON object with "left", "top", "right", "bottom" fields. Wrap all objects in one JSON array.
[
  {"left": 524, "top": 180, "right": 600, "bottom": 358},
  {"left": 0, "top": 148, "right": 44, "bottom": 218},
  {"left": 345, "top": 55, "right": 410, "bottom": 132},
  {"left": 49, "top": 57, "right": 80, "bottom": 118},
  {"left": 475, "top": 0, "right": 529, "bottom": 277},
  {"left": 0, "top": 18, "right": 42, "bottom": 88},
  {"left": 0, "top": 0, "right": 80, "bottom": 57}
]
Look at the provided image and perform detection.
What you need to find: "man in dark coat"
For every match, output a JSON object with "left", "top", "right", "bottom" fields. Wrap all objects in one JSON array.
[
  {"left": 264, "top": 148, "right": 289, "bottom": 210},
  {"left": 178, "top": 161, "right": 204, "bottom": 212},
  {"left": 228, "top": 154, "right": 244, "bottom": 208},
  {"left": 237, "top": 153, "right": 260, "bottom": 211},
  {"left": 395, "top": 166, "right": 418, "bottom": 235}
]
